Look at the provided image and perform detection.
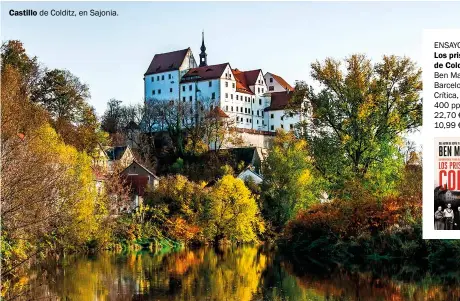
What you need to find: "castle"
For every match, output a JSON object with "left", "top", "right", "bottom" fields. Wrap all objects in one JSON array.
[{"left": 143, "top": 32, "right": 305, "bottom": 138}]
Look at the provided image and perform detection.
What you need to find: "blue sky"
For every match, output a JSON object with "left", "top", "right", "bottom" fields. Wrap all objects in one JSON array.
[{"left": 2, "top": 1, "right": 460, "bottom": 146}]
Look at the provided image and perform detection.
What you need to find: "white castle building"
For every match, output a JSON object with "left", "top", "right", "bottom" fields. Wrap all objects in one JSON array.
[{"left": 143, "top": 33, "right": 304, "bottom": 135}]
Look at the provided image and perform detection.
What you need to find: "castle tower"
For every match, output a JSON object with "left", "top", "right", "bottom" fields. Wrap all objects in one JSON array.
[{"left": 199, "top": 31, "right": 207, "bottom": 67}]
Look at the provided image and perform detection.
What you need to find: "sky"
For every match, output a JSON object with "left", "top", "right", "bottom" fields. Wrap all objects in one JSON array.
[{"left": 2, "top": 1, "right": 460, "bottom": 147}]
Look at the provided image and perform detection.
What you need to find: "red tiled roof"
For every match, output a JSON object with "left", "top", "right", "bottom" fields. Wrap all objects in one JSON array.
[
  {"left": 232, "top": 69, "right": 254, "bottom": 95},
  {"left": 207, "top": 106, "right": 230, "bottom": 118},
  {"left": 269, "top": 73, "right": 294, "bottom": 91},
  {"left": 264, "top": 91, "right": 295, "bottom": 111},
  {"left": 181, "top": 63, "right": 229, "bottom": 83},
  {"left": 242, "top": 69, "right": 263, "bottom": 86},
  {"left": 145, "top": 48, "right": 190, "bottom": 76}
]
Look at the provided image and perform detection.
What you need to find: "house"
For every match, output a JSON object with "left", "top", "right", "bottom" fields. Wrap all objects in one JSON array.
[
  {"left": 237, "top": 168, "right": 263, "bottom": 185},
  {"left": 105, "top": 145, "right": 135, "bottom": 170},
  {"left": 91, "top": 144, "right": 110, "bottom": 172},
  {"left": 120, "top": 160, "right": 160, "bottom": 211}
]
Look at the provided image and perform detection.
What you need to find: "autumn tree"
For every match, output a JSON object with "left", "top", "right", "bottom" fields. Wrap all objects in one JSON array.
[
  {"left": 1, "top": 40, "right": 41, "bottom": 95},
  {"left": 293, "top": 54, "right": 422, "bottom": 195},
  {"left": 204, "top": 175, "right": 264, "bottom": 244},
  {"left": 261, "top": 131, "right": 324, "bottom": 229}
]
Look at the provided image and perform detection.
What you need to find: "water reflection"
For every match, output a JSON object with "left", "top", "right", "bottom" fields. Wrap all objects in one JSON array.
[{"left": 16, "top": 246, "right": 460, "bottom": 301}]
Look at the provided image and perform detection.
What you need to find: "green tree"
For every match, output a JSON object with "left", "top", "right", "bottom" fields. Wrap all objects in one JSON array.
[
  {"left": 32, "top": 68, "right": 90, "bottom": 122},
  {"left": 293, "top": 54, "right": 422, "bottom": 195},
  {"left": 261, "top": 131, "right": 324, "bottom": 229}
]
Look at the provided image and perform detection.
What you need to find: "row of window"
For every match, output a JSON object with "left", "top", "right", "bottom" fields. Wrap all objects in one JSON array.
[
  {"left": 152, "top": 87, "right": 175, "bottom": 95},
  {"left": 225, "top": 105, "right": 265, "bottom": 116},
  {"left": 151, "top": 73, "right": 173, "bottom": 82},
  {"left": 236, "top": 117, "right": 253, "bottom": 123}
]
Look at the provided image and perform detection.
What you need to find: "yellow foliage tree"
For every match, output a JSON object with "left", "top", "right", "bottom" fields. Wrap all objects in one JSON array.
[{"left": 205, "top": 175, "right": 264, "bottom": 243}]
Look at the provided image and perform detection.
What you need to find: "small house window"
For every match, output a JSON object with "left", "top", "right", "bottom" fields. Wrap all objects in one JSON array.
[
  {"left": 151, "top": 77, "right": 154, "bottom": 82},
  {"left": 269, "top": 86, "right": 274, "bottom": 91},
  {"left": 271, "top": 125, "right": 274, "bottom": 131},
  {"left": 270, "top": 78, "right": 273, "bottom": 83},
  {"left": 209, "top": 81, "right": 212, "bottom": 87},
  {"left": 170, "top": 88, "right": 173, "bottom": 93},
  {"left": 189, "top": 96, "right": 193, "bottom": 102},
  {"left": 158, "top": 89, "right": 161, "bottom": 94},
  {"left": 271, "top": 114, "right": 274, "bottom": 119},
  {"left": 189, "top": 85, "right": 192, "bottom": 91},
  {"left": 225, "top": 82, "right": 228, "bottom": 88},
  {"left": 162, "top": 75, "right": 165, "bottom": 80},
  {"left": 152, "top": 90, "right": 155, "bottom": 95},
  {"left": 212, "top": 92, "right": 216, "bottom": 99}
]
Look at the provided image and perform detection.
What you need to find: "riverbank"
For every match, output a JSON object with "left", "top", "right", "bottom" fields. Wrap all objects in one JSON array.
[{"left": 7, "top": 246, "right": 460, "bottom": 301}]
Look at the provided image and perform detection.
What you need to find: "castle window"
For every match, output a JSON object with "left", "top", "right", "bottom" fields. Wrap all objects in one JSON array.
[
  {"left": 152, "top": 90, "right": 155, "bottom": 95},
  {"left": 269, "top": 86, "right": 274, "bottom": 91},
  {"left": 212, "top": 92, "right": 216, "bottom": 99},
  {"left": 209, "top": 81, "right": 212, "bottom": 87}
]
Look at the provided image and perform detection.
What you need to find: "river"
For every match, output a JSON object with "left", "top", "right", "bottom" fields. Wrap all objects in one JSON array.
[{"left": 9, "top": 246, "right": 460, "bottom": 300}]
